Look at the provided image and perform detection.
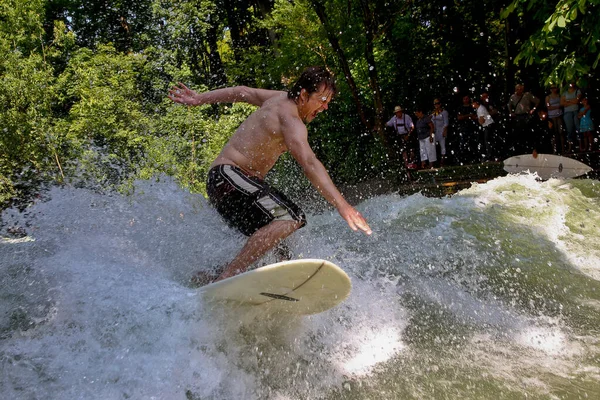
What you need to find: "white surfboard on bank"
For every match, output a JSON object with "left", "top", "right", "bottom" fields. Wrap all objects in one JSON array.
[{"left": 503, "top": 153, "right": 592, "bottom": 180}]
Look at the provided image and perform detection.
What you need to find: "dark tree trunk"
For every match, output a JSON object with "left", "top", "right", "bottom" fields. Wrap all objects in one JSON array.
[{"left": 310, "top": 0, "right": 373, "bottom": 134}]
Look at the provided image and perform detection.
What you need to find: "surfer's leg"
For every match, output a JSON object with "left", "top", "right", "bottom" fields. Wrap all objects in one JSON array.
[
  {"left": 215, "top": 219, "right": 302, "bottom": 281},
  {"left": 204, "top": 165, "right": 306, "bottom": 282}
]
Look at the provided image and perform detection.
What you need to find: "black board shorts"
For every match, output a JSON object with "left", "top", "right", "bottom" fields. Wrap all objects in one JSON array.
[{"left": 206, "top": 164, "right": 306, "bottom": 236}]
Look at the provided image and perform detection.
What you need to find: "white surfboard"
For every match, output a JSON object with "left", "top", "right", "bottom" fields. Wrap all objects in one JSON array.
[
  {"left": 503, "top": 154, "right": 592, "bottom": 180},
  {"left": 199, "top": 259, "right": 351, "bottom": 315}
]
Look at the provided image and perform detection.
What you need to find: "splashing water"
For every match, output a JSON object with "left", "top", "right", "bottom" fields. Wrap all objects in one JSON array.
[{"left": 1, "top": 174, "right": 599, "bottom": 399}]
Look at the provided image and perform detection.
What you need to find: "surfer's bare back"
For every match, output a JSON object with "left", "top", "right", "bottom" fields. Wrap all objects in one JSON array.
[{"left": 168, "top": 67, "right": 371, "bottom": 283}]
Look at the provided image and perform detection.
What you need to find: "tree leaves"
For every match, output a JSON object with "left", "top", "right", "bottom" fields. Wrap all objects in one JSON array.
[
  {"left": 506, "top": 0, "right": 599, "bottom": 86},
  {"left": 2, "top": 0, "right": 599, "bottom": 208}
]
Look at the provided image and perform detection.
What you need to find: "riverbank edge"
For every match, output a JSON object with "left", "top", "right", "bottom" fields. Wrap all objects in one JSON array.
[{"left": 340, "top": 153, "right": 600, "bottom": 205}]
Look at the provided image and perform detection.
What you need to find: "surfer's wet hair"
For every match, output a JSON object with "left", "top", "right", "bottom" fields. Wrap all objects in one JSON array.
[{"left": 288, "top": 66, "right": 337, "bottom": 100}]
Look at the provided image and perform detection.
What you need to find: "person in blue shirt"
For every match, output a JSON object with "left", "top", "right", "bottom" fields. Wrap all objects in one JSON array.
[{"left": 578, "top": 95, "right": 594, "bottom": 152}]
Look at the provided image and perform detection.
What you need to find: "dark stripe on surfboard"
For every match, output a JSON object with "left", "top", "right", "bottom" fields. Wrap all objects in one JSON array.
[
  {"left": 259, "top": 261, "right": 326, "bottom": 303},
  {"left": 259, "top": 292, "right": 299, "bottom": 302},
  {"left": 291, "top": 261, "right": 325, "bottom": 293}
]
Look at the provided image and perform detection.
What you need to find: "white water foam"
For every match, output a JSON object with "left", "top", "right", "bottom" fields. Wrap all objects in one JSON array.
[{"left": 1, "top": 175, "right": 599, "bottom": 398}]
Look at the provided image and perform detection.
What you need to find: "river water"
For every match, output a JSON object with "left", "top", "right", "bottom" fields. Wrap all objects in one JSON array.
[{"left": 1, "top": 174, "right": 599, "bottom": 399}]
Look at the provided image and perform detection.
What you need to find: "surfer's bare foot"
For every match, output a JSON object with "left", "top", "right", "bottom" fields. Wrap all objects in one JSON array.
[
  {"left": 213, "top": 268, "right": 241, "bottom": 282},
  {"left": 190, "top": 270, "right": 220, "bottom": 287},
  {"left": 274, "top": 241, "right": 292, "bottom": 262}
]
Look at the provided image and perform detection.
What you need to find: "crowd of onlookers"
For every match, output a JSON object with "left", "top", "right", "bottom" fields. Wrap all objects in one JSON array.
[{"left": 384, "top": 82, "right": 596, "bottom": 169}]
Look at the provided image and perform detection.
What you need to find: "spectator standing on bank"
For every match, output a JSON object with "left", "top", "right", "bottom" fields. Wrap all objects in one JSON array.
[
  {"left": 456, "top": 95, "right": 478, "bottom": 163},
  {"left": 414, "top": 107, "right": 436, "bottom": 169},
  {"left": 431, "top": 98, "right": 449, "bottom": 166},
  {"left": 481, "top": 90, "right": 503, "bottom": 158},
  {"left": 578, "top": 95, "right": 594, "bottom": 152},
  {"left": 531, "top": 108, "right": 554, "bottom": 154},
  {"left": 545, "top": 84, "right": 565, "bottom": 154},
  {"left": 561, "top": 82, "right": 582, "bottom": 153},
  {"left": 481, "top": 91, "right": 500, "bottom": 120},
  {"left": 507, "top": 84, "right": 540, "bottom": 155},
  {"left": 472, "top": 98, "right": 494, "bottom": 161},
  {"left": 385, "top": 105, "right": 415, "bottom": 166}
]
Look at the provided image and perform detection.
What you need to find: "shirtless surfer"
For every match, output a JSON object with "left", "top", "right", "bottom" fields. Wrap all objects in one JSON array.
[{"left": 168, "top": 67, "right": 372, "bottom": 284}]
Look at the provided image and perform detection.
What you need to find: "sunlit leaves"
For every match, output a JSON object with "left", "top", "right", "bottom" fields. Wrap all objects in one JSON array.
[
  {"left": 142, "top": 102, "right": 255, "bottom": 194},
  {"left": 53, "top": 44, "right": 153, "bottom": 187},
  {"left": 0, "top": 0, "right": 58, "bottom": 201},
  {"left": 258, "top": 0, "right": 328, "bottom": 72},
  {"left": 0, "top": 0, "right": 46, "bottom": 53},
  {"left": 504, "top": 0, "right": 599, "bottom": 85},
  {"left": 1, "top": 0, "right": 598, "bottom": 208}
]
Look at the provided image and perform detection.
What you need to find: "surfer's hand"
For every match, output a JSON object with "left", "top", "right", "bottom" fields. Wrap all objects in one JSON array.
[
  {"left": 168, "top": 82, "right": 200, "bottom": 106},
  {"left": 339, "top": 205, "right": 372, "bottom": 235}
]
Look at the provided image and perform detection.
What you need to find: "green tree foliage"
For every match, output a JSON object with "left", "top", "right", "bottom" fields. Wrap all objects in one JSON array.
[
  {"left": 0, "top": 0, "right": 245, "bottom": 204},
  {"left": 0, "top": 0, "right": 66, "bottom": 203},
  {"left": 1, "top": 0, "right": 596, "bottom": 209},
  {"left": 400, "top": 1, "right": 508, "bottom": 104},
  {"left": 45, "top": 0, "right": 155, "bottom": 52},
  {"left": 246, "top": 0, "right": 407, "bottom": 179},
  {"left": 502, "top": 0, "right": 600, "bottom": 87},
  {"left": 150, "top": 0, "right": 227, "bottom": 87},
  {"left": 142, "top": 102, "right": 254, "bottom": 193},
  {"left": 52, "top": 44, "right": 152, "bottom": 189},
  {"left": 244, "top": 0, "right": 510, "bottom": 181}
]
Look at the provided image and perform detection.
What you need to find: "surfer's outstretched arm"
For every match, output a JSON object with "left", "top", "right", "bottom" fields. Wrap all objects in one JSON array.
[
  {"left": 168, "top": 83, "right": 285, "bottom": 107},
  {"left": 283, "top": 118, "right": 372, "bottom": 236}
]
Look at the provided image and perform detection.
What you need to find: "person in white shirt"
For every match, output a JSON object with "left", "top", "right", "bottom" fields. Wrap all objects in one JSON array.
[
  {"left": 431, "top": 98, "right": 450, "bottom": 166},
  {"left": 472, "top": 98, "right": 494, "bottom": 161}
]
